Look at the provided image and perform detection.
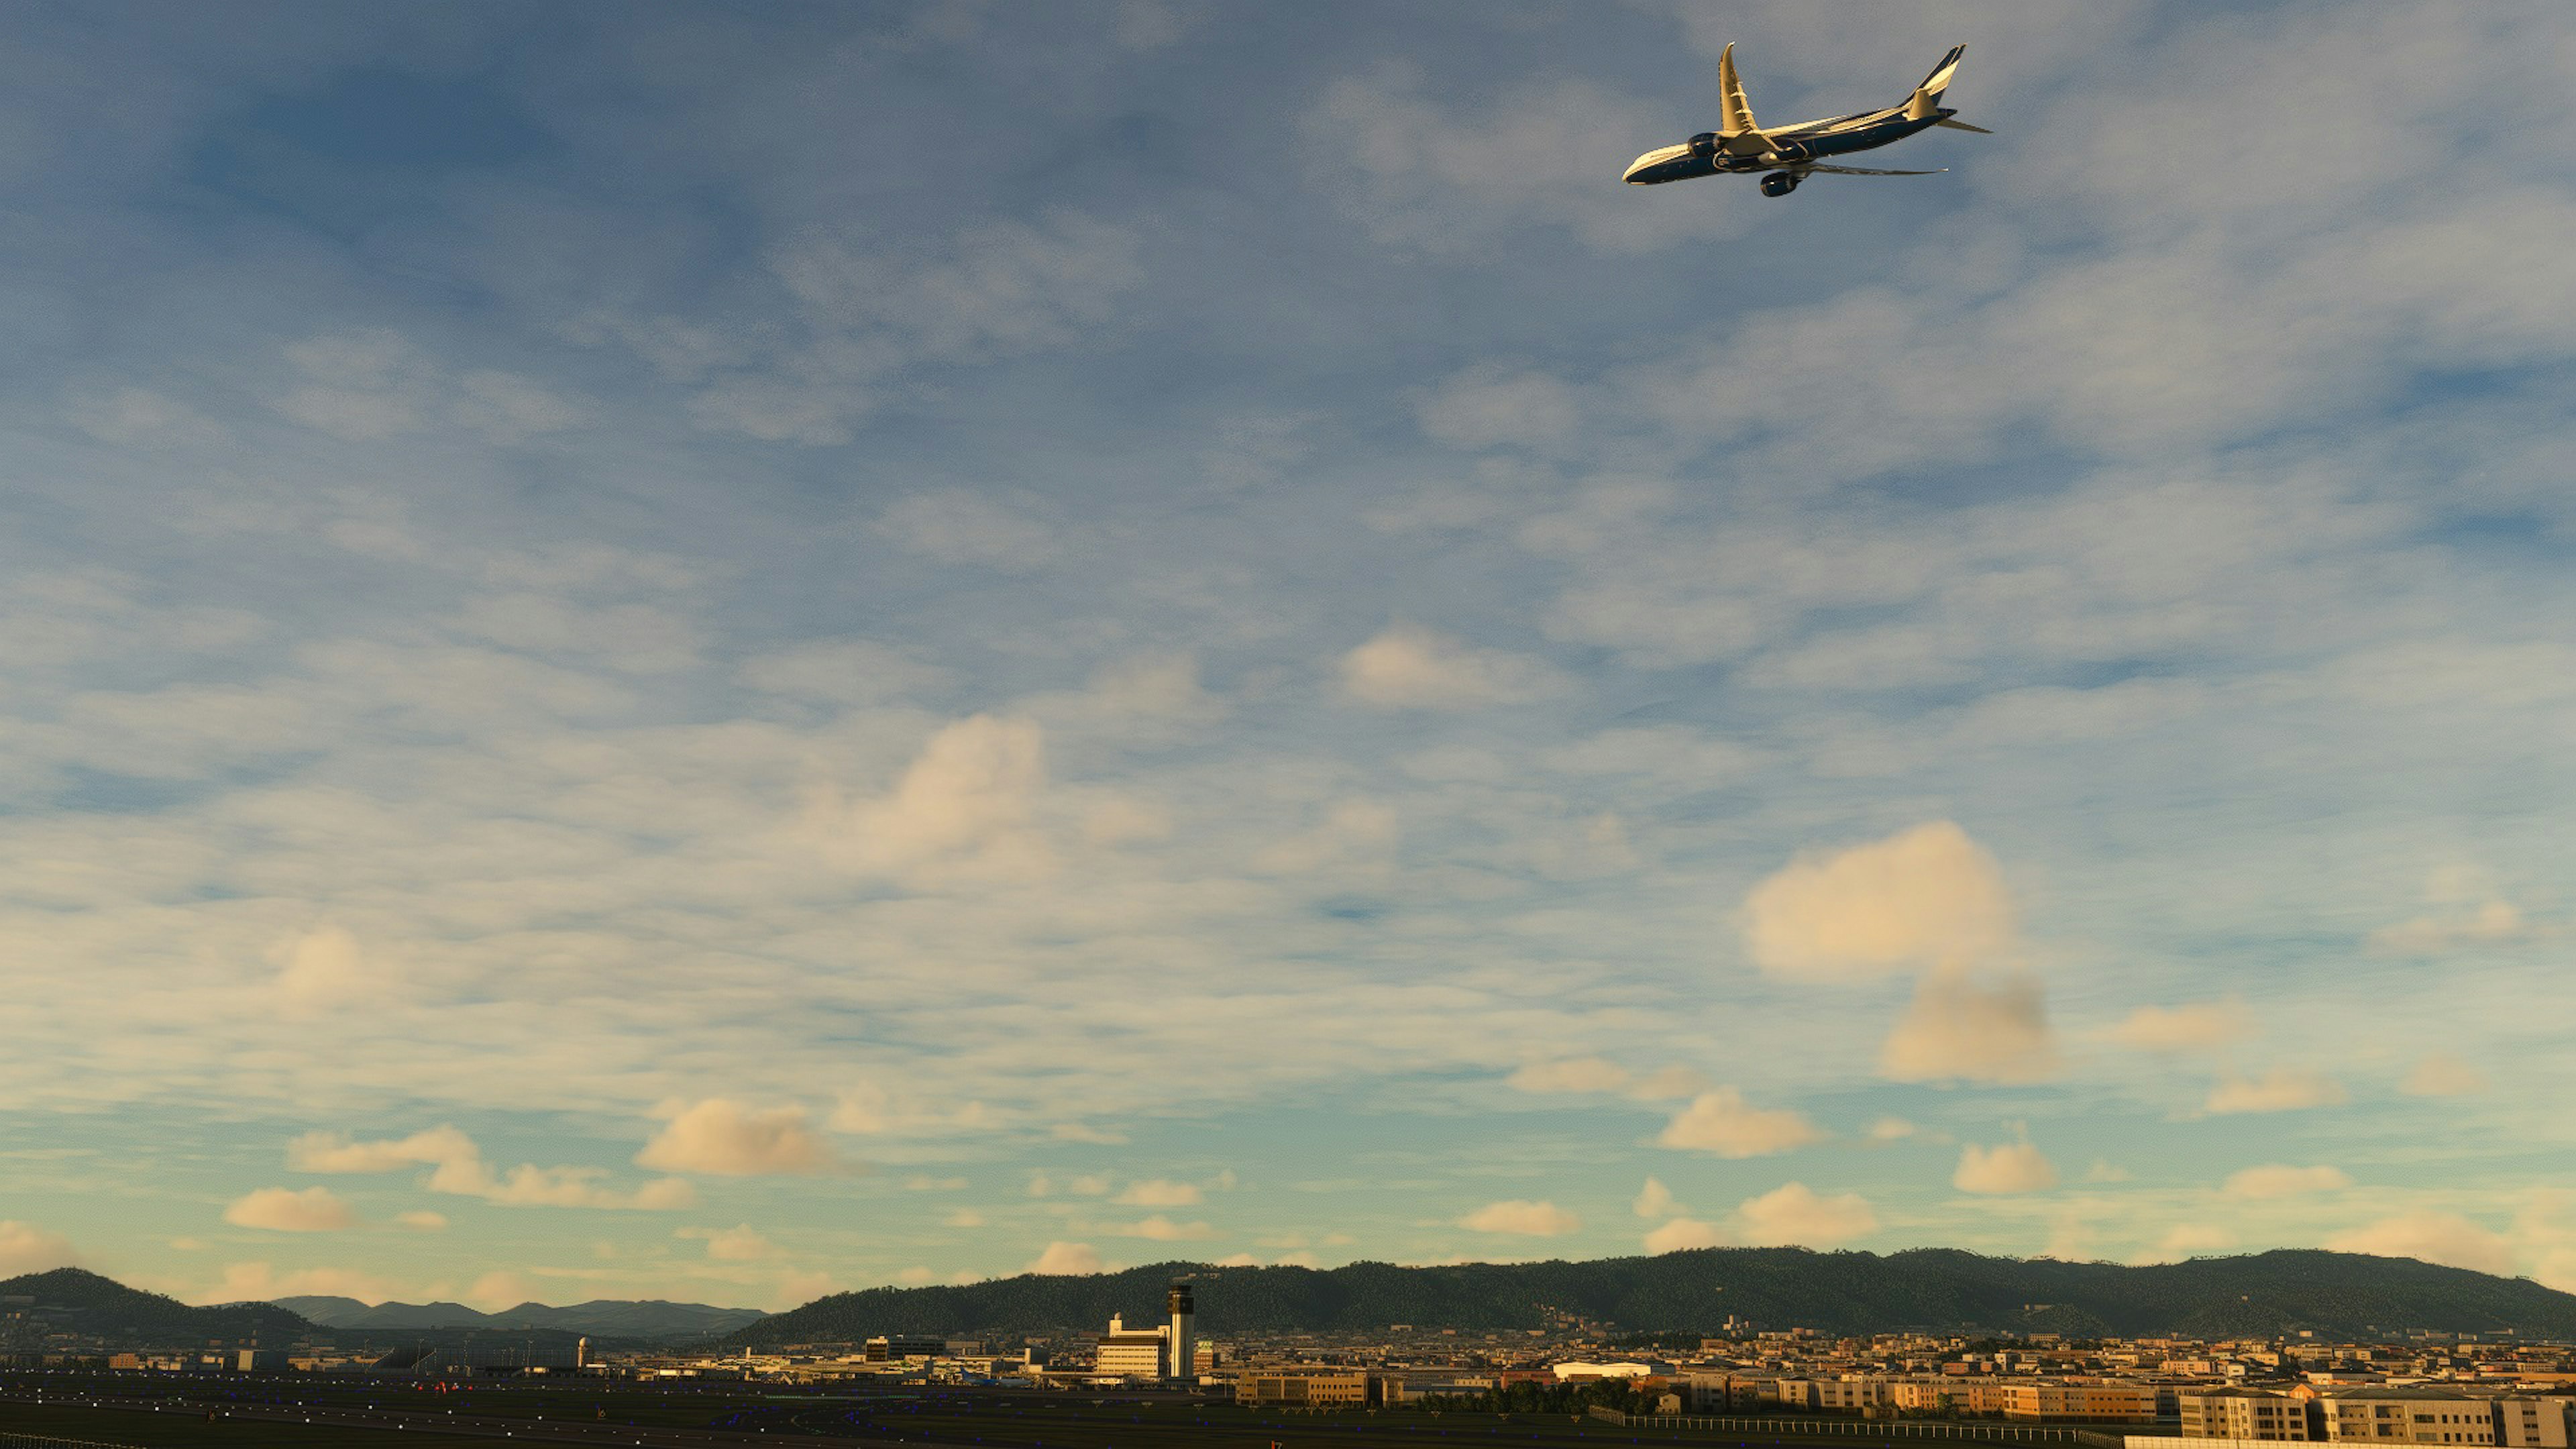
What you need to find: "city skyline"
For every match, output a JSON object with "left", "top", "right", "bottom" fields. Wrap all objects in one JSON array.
[{"left": 2, "top": 1, "right": 2573, "bottom": 1313}]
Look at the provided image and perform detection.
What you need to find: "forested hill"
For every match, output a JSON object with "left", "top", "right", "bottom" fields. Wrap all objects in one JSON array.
[
  {"left": 731, "top": 1248, "right": 2576, "bottom": 1346},
  {"left": 0, "top": 1267, "right": 313, "bottom": 1344}
]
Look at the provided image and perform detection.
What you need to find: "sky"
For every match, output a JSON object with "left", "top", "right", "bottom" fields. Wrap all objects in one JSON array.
[{"left": 1, "top": 0, "right": 2573, "bottom": 1317}]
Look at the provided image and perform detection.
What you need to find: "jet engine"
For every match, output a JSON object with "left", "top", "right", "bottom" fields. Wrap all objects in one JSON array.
[{"left": 1687, "top": 132, "right": 1718, "bottom": 160}]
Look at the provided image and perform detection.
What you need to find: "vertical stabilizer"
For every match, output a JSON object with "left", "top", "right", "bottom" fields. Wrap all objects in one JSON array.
[
  {"left": 1904, "top": 44, "right": 1966, "bottom": 120},
  {"left": 1717, "top": 42, "right": 1759, "bottom": 138}
]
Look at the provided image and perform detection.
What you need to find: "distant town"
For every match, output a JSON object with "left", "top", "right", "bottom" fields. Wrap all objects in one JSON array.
[{"left": 11, "top": 1268, "right": 2576, "bottom": 1447}]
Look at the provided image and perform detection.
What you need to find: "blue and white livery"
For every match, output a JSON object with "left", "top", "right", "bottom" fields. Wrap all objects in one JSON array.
[{"left": 1623, "top": 42, "right": 1986, "bottom": 197}]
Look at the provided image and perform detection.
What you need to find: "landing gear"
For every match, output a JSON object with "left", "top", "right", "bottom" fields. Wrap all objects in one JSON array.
[{"left": 1759, "top": 171, "right": 1801, "bottom": 197}]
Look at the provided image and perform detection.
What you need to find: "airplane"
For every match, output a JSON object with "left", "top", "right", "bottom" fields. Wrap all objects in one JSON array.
[{"left": 1622, "top": 42, "right": 1987, "bottom": 196}]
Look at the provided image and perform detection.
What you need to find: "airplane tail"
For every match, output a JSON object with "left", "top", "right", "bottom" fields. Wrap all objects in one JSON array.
[
  {"left": 1717, "top": 42, "right": 1758, "bottom": 138},
  {"left": 1903, "top": 43, "right": 1966, "bottom": 121}
]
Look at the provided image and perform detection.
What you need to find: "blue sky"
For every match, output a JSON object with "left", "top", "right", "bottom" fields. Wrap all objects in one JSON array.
[{"left": 3, "top": 0, "right": 2573, "bottom": 1313}]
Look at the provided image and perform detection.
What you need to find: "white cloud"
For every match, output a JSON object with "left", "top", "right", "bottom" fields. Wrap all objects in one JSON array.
[
  {"left": 942, "top": 1208, "right": 986, "bottom": 1228},
  {"left": 1505, "top": 1058, "right": 1631, "bottom": 1095},
  {"left": 875, "top": 490, "right": 1062, "bottom": 571},
  {"left": 1865, "top": 1117, "right": 1917, "bottom": 1144},
  {"left": 813, "top": 714, "right": 1054, "bottom": 880},
  {"left": 1340, "top": 625, "right": 1563, "bottom": 708},
  {"left": 677, "top": 1224, "right": 779, "bottom": 1261},
  {"left": 2157, "top": 1223, "right": 2237, "bottom": 1257},
  {"left": 1737, "top": 1183, "right": 1878, "bottom": 1248},
  {"left": 271, "top": 925, "right": 390, "bottom": 1010},
  {"left": 636, "top": 1099, "right": 835, "bottom": 1177},
  {"left": 1644, "top": 1217, "right": 1727, "bottom": 1254},
  {"left": 291, "top": 1126, "right": 694, "bottom": 1211},
  {"left": 1631, "top": 1177, "right": 1678, "bottom": 1219},
  {"left": 1114, "top": 1179, "right": 1203, "bottom": 1208},
  {"left": 2401, "top": 1053, "right": 2491, "bottom": 1097},
  {"left": 1110, "top": 1216, "right": 1215, "bottom": 1241},
  {"left": 1953, "top": 1138, "right": 2058, "bottom": 1195},
  {"left": 1027, "top": 1241, "right": 1105, "bottom": 1275},
  {"left": 2206, "top": 1069, "right": 2348, "bottom": 1116},
  {"left": 1880, "top": 971, "right": 2059, "bottom": 1085},
  {"left": 1417, "top": 366, "right": 1579, "bottom": 451},
  {"left": 223, "top": 1186, "right": 358, "bottom": 1233},
  {"left": 2106, "top": 1000, "right": 2251, "bottom": 1053},
  {"left": 288, "top": 1126, "right": 480, "bottom": 1174},
  {"left": 1050, "top": 1122, "right": 1130, "bottom": 1145},
  {"left": 2223, "top": 1164, "right": 2353, "bottom": 1200},
  {"left": 1656, "top": 1088, "right": 1823, "bottom": 1159},
  {"left": 0, "top": 1221, "right": 78, "bottom": 1275},
  {"left": 394, "top": 1211, "right": 447, "bottom": 1232},
  {"left": 2328, "top": 1212, "right": 2516, "bottom": 1277},
  {"left": 1741, "top": 821, "right": 2015, "bottom": 980},
  {"left": 1459, "top": 1199, "right": 1581, "bottom": 1236}
]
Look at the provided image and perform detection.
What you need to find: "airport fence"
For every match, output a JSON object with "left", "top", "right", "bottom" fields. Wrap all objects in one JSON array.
[{"left": 1584, "top": 1407, "right": 2127, "bottom": 1447}]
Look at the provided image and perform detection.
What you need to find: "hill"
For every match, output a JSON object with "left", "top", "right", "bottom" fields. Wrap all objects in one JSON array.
[
  {"left": 730, "top": 1248, "right": 2576, "bottom": 1346},
  {"left": 275, "top": 1295, "right": 765, "bottom": 1340},
  {"left": 1, "top": 1268, "right": 313, "bottom": 1346}
]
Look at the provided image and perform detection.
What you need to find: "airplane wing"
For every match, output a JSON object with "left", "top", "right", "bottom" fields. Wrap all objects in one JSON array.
[
  {"left": 1717, "top": 42, "right": 1759, "bottom": 139},
  {"left": 1933, "top": 117, "right": 1993, "bottom": 134},
  {"left": 1798, "top": 164, "right": 1947, "bottom": 176}
]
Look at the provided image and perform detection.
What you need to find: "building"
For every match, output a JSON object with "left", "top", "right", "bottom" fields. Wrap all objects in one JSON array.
[
  {"left": 2315, "top": 1388, "right": 2575, "bottom": 1447},
  {"left": 1095, "top": 1316, "right": 1169, "bottom": 1380},
  {"left": 2000, "top": 1383, "right": 2159, "bottom": 1422},
  {"left": 1167, "top": 1281, "right": 1195, "bottom": 1383},
  {"left": 863, "top": 1336, "right": 947, "bottom": 1362},
  {"left": 1816, "top": 1376, "right": 1897, "bottom": 1412},
  {"left": 2182, "top": 1387, "right": 2320, "bottom": 1440},
  {"left": 1236, "top": 1370, "right": 1369, "bottom": 1408}
]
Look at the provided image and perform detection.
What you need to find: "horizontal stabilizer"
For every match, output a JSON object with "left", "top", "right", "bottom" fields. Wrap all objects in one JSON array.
[{"left": 1934, "top": 117, "right": 1992, "bottom": 134}]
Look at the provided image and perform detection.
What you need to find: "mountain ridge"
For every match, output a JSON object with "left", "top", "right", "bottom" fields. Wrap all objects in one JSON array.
[
  {"left": 727, "top": 1248, "right": 2576, "bottom": 1345},
  {"left": 273, "top": 1294, "right": 766, "bottom": 1340}
]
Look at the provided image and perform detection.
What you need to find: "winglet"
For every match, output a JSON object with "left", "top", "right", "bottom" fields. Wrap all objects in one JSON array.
[
  {"left": 1717, "top": 42, "right": 1759, "bottom": 138},
  {"left": 1904, "top": 43, "right": 1966, "bottom": 121}
]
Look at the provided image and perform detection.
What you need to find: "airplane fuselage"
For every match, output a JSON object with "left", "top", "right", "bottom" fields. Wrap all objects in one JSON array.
[{"left": 1623, "top": 107, "right": 1949, "bottom": 184}]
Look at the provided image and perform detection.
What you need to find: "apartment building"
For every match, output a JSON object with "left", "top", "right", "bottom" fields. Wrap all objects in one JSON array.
[
  {"left": 2319, "top": 1387, "right": 2506, "bottom": 1445},
  {"left": 2002, "top": 1383, "right": 2160, "bottom": 1422},
  {"left": 2182, "top": 1387, "right": 2320, "bottom": 1440}
]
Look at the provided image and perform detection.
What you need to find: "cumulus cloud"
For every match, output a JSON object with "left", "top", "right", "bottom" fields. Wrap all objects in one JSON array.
[
  {"left": 272, "top": 925, "right": 392, "bottom": 1009},
  {"left": 816, "top": 714, "right": 1054, "bottom": 880},
  {"left": 2224, "top": 1164, "right": 2353, "bottom": 1199},
  {"left": 1742, "top": 822, "right": 2015, "bottom": 980},
  {"left": 1644, "top": 1217, "right": 1728, "bottom": 1253},
  {"left": 1656, "top": 1088, "right": 1823, "bottom": 1158},
  {"left": 1953, "top": 1136, "right": 2059, "bottom": 1195},
  {"left": 2158, "top": 1223, "right": 2237, "bottom": 1256},
  {"left": 1027, "top": 1241, "right": 1105, "bottom": 1275},
  {"left": 223, "top": 1186, "right": 358, "bottom": 1232},
  {"left": 1880, "top": 971, "right": 2059, "bottom": 1085},
  {"left": 1339, "top": 625, "right": 1563, "bottom": 708},
  {"left": 2328, "top": 1212, "right": 2516, "bottom": 1276},
  {"left": 2106, "top": 1000, "right": 2251, "bottom": 1053},
  {"left": 2369, "top": 869, "right": 2551, "bottom": 955},
  {"left": 1738, "top": 1183, "right": 1878, "bottom": 1248},
  {"left": 942, "top": 1208, "right": 985, "bottom": 1228},
  {"left": 678, "top": 1224, "right": 779, "bottom": 1261},
  {"left": 1865, "top": 1118, "right": 1917, "bottom": 1144},
  {"left": 637, "top": 1099, "right": 835, "bottom": 1176},
  {"left": 394, "top": 1211, "right": 447, "bottom": 1232},
  {"left": 1460, "top": 1199, "right": 1582, "bottom": 1236},
  {"left": 1114, "top": 1179, "right": 1203, "bottom": 1208},
  {"left": 2401, "top": 1053, "right": 2491, "bottom": 1097},
  {"left": 1632, "top": 1177, "right": 1678, "bottom": 1219},
  {"left": 1110, "top": 1216, "right": 1216, "bottom": 1241},
  {"left": 2206, "top": 1068, "right": 2348, "bottom": 1116},
  {"left": 0, "top": 1221, "right": 78, "bottom": 1275},
  {"left": 290, "top": 1126, "right": 694, "bottom": 1210}
]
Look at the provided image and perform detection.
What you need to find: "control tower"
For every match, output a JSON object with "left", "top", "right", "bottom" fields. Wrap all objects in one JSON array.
[{"left": 1167, "top": 1279, "right": 1195, "bottom": 1382}]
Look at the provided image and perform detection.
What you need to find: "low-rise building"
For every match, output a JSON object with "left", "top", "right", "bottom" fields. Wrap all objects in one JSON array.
[
  {"left": 2183, "top": 1387, "right": 2320, "bottom": 1440},
  {"left": 2001, "top": 1383, "right": 2159, "bottom": 1422},
  {"left": 1237, "top": 1370, "right": 1369, "bottom": 1408}
]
